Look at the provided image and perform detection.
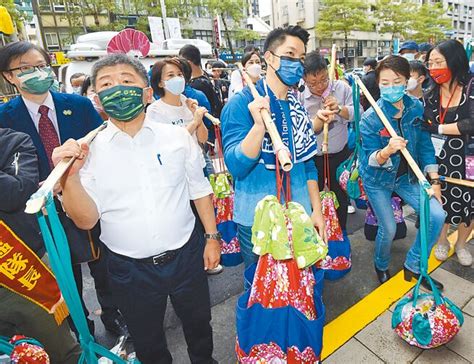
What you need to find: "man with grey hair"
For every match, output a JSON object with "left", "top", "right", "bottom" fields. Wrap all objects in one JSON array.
[{"left": 52, "top": 53, "right": 220, "bottom": 364}]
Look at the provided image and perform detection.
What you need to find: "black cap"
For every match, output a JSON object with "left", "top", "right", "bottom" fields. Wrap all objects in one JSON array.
[{"left": 363, "top": 57, "right": 377, "bottom": 68}]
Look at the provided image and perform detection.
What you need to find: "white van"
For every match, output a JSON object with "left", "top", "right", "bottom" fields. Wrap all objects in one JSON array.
[{"left": 59, "top": 32, "right": 215, "bottom": 93}]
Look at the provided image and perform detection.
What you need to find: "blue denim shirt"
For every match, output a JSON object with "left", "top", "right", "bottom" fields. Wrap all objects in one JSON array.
[
  {"left": 221, "top": 91, "right": 318, "bottom": 227},
  {"left": 359, "top": 94, "right": 438, "bottom": 189}
]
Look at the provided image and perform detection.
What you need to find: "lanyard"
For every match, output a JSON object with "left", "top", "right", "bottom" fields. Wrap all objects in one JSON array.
[{"left": 438, "top": 88, "right": 457, "bottom": 124}]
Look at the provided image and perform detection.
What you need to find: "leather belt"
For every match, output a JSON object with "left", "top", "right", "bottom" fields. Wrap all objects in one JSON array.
[{"left": 109, "top": 246, "right": 183, "bottom": 266}]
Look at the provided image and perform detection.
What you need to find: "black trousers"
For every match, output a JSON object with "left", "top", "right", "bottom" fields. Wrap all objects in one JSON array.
[
  {"left": 314, "top": 145, "right": 351, "bottom": 231},
  {"left": 106, "top": 224, "right": 214, "bottom": 364}
]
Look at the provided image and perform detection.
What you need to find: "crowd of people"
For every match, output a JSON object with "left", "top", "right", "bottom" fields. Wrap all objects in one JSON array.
[{"left": 0, "top": 26, "right": 472, "bottom": 363}]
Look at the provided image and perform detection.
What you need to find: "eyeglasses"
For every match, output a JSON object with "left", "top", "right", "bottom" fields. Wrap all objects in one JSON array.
[
  {"left": 426, "top": 60, "right": 447, "bottom": 69},
  {"left": 307, "top": 78, "right": 329, "bottom": 88},
  {"left": 8, "top": 63, "right": 50, "bottom": 74}
]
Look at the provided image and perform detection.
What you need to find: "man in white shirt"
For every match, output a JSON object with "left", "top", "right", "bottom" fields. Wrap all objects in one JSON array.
[{"left": 52, "top": 54, "right": 220, "bottom": 364}]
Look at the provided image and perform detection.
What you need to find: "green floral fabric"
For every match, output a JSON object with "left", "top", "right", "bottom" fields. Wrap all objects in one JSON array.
[
  {"left": 251, "top": 195, "right": 327, "bottom": 268},
  {"left": 209, "top": 173, "right": 232, "bottom": 198}
]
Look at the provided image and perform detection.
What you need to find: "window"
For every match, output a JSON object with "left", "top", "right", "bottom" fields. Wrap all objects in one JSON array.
[
  {"left": 45, "top": 32, "right": 59, "bottom": 48},
  {"left": 59, "top": 32, "right": 72, "bottom": 48},
  {"left": 53, "top": 0, "right": 66, "bottom": 12},
  {"left": 193, "top": 30, "right": 213, "bottom": 44},
  {"left": 38, "top": 0, "right": 51, "bottom": 12}
]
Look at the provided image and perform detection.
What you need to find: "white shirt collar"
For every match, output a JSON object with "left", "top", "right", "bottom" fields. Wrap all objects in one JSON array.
[
  {"left": 22, "top": 92, "right": 55, "bottom": 115},
  {"left": 102, "top": 118, "right": 155, "bottom": 143}
]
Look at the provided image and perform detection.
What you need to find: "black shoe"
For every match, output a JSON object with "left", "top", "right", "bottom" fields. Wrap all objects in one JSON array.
[
  {"left": 403, "top": 267, "right": 444, "bottom": 292},
  {"left": 103, "top": 315, "right": 130, "bottom": 338},
  {"left": 375, "top": 265, "right": 391, "bottom": 284}
]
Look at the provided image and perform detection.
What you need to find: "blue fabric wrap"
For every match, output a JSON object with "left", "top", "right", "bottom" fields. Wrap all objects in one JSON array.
[
  {"left": 237, "top": 264, "right": 325, "bottom": 357},
  {"left": 323, "top": 231, "right": 352, "bottom": 281},
  {"left": 36, "top": 194, "right": 127, "bottom": 364},
  {"left": 218, "top": 220, "right": 243, "bottom": 267}
]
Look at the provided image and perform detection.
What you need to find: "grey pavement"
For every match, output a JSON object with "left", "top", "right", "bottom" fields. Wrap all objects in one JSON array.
[{"left": 81, "top": 207, "right": 473, "bottom": 363}]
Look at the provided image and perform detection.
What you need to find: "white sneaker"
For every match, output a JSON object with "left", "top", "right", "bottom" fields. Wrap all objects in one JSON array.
[
  {"left": 434, "top": 244, "right": 449, "bottom": 261},
  {"left": 456, "top": 248, "right": 473, "bottom": 266},
  {"left": 207, "top": 264, "right": 223, "bottom": 275},
  {"left": 347, "top": 205, "right": 356, "bottom": 214}
]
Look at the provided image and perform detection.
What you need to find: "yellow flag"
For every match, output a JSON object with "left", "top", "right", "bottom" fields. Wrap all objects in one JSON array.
[{"left": 0, "top": 6, "right": 15, "bottom": 36}]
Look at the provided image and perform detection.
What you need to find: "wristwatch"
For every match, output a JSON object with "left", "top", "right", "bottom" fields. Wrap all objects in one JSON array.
[
  {"left": 204, "top": 232, "right": 222, "bottom": 241},
  {"left": 336, "top": 105, "right": 343, "bottom": 114}
]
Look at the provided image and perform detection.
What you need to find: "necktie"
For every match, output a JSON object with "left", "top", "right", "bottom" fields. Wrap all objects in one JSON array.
[{"left": 38, "top": 105, "right": 60, "bottom": 170}]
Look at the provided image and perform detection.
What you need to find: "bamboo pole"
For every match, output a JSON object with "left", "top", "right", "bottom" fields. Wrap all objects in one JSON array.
[
  {"left": 184, "top": 96, "right": 220, "bottom": 126},
  {"left": 322, "top": 44, "right": 337, "bottom": 154},
  {"left": 354, "top": 76, "right": 434, "bottom": 196},
  {"left": 237, "top": 63, "right": 293, "bottom": 172},
  {"left": 440, "top": 176, "right": 474, "bottom": 188},
  {"left": 25, "top": 123, "right": 108, "bottom": 214}
]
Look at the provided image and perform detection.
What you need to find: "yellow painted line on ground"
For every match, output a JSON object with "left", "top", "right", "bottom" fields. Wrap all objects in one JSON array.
[{"left": 321, "top": 230, "right": 467, "bottom": 360}]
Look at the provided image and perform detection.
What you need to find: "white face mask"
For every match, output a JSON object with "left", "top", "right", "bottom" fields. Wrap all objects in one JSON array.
[
  {"left": 406, "top": 77, "right": 419, "bottom": 91},
  {"left": 164, "top": 76, "right": 185, "bottom": 96},
  {"left": 402, "top": 53, "right": 415, "bottom": 61},
  {"left": 72, "top": 86, "right": 81, "bottom": 95},
  {"left": 246, "top": 63, "right": 262, "bottom": 78}
]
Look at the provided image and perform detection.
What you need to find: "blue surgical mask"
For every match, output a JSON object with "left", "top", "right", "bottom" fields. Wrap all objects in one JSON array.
[
  {"left": 164, "top": 76, "right": 185, "bottom": 96},
  {"left": 379, "top": 85, "right": 406, "bottom": 103},
  {"left": 271, "top": 52, "right": 304, "bottom": 86},
  {"left": 402, "top": 53, "right": 415, "bottom": 61},
  {"left": 72, "top": 86, "right": 82, "bottom": 95}
]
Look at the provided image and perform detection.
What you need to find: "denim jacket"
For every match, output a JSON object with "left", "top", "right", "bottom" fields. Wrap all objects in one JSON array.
[{"left": 359, "top": 94, "right": 438, "bottom": 189}]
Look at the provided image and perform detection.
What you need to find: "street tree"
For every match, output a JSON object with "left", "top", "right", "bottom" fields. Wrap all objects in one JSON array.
[
  {"left": 374, "top": 0, "right": 417, "bottom": 42},
  {"left": 1, "top": 0, "right": 24, "bottom": 38},
  {"left": 205, "top": 0, "right": 247, "bottom": 61},
  {"left": 316, "top": 0, "right": 374, "bottom": 66},
  {"left": 410, "top": 2, "right": 452, "bottom": 43}
]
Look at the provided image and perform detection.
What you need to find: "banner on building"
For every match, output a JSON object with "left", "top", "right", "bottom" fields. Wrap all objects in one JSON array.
[
  {"left": 148, "top": 16, "right": 165, "bottom": 46},
  {"left": 393, "top": 38, "right": 400, "bottom": 55},
  {"left": 213, "top": 15, "right": 222, "bottom": 48},
  {"left": 166, "top": 18, "right": 182, "bottom": 39}
]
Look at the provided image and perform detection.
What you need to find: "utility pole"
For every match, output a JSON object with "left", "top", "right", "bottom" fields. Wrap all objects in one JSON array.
[
  {"left": 159, "top": 0, "right": 170, "bottom": 39},
  {"left": 31, "top": 0, "right": 46, "bottom": 48}
]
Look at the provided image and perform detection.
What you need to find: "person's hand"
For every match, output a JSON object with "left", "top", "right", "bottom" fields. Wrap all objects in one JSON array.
[
  {"left": 431, "top": 184, "right": 442, "bottom": 204},
  {"left": 248, "top": 95, "right": 270, "bottom": 128},
  {"left": 323, "top": 95, "right": 339, "bottom": 112},
  {"left": 421, "top": 119, "right": 439, "bottom": 134},
  {"left": 52, "top": 139, "right": 89, "bottom": 177},
  {"left": 185, "top": 98, "right": 199, "bottom": 112},
  {"left": 316, "top": 109, "right": 336, "bottom": 124},
  {"left": 193, "top": 106, "right": 207, "bottom": 124},
  {"left": 203, "top": 238, "right": 221, "bottom": 270},
  {"left": 311, "top": 211, "right": 327, "bottom": 244},
  {"left": 384, "top": 136, "right": 407, "bottom": 156}
]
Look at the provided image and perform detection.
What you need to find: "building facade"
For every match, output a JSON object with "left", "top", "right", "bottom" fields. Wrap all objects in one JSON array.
[
  {"left": 270, "top": 0, "right": 392, "bottom": 67},
  {"left": 444, "top": 0, "right": 473, "bottom": 40}
]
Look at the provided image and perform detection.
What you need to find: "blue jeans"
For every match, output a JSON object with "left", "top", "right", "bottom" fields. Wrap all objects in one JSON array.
[
  {"left": 237, "top": 224, "right": 258, "bottom": 268},
  {"left": 363, "top": 174, "right": 445, "bottom": 273}
]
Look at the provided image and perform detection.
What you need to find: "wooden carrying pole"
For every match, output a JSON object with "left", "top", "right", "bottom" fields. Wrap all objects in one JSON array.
[
  {"left": 185, "top": 96, "right": 220, "bottom": 126},
  {"left": 237, "top": 63, "right": 293, "bottom": 172},
  {"left": 25, "top": 123, "right": 108, "bottom": 214},
  {"left": 354, "top": 76, "right": 434, "bottom": 196},
  {"left": 440, "top": 176, "right": 474, "bottom": 188},
  {"left": 322, "top": 44, "right": 337, "bottom": 154}
]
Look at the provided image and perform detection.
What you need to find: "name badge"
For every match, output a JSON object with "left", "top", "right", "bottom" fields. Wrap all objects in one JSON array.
[{"left": 431, "top": 135, "right": 447, "bottom": 157}]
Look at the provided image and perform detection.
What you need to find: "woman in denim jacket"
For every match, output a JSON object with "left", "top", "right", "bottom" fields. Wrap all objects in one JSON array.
[{"left": 359, "top": 56, "right": 446, "bottom": 290}]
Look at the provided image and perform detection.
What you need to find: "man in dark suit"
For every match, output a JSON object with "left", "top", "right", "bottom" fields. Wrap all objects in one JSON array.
[
  {"left": 0, "top": 127, "right": 82, "bottom": 363},
  {"left": 0, "top": 41, "right": 128, "bottom": 338}
]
